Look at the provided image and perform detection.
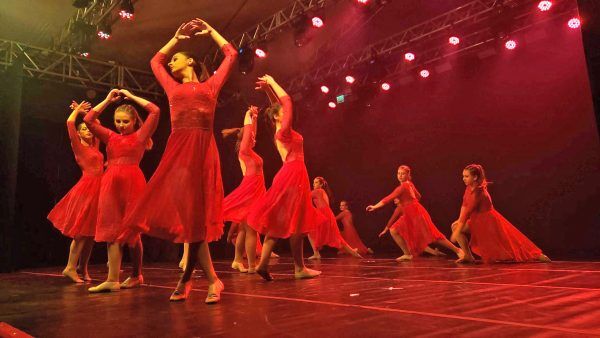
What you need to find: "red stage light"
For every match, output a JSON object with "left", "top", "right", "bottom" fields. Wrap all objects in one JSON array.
[
  {"left": 568, "top": 18, "right": 581, "bottom": 29},
  {"left": 405, "top": 52, "right": 415, "bottom": 61},
  {"left": 328, "top": 101, "right": 337, "bottom": 108},
  {"left": 449, "top": 36, "right": 460, "bottom": 45},
  {"left": 119, "top": 10, "right": 134, "bottom": 20},
  {"left": 97, "top": 31, "right": 111, "bottom": 40},
  {"left": 537, "top": 1, "right": 552, "bottom": 11},
  {"left": 312, "top": 17, "right": 324, "bottom": 28},
  {"left": 505, "top": 39, "right": 517, "bottom": 50},
  {"left": 381, "top": 82, "right": 390, "bottom": 91},
  {"left": 357, "top": 0, "right": 369, "bottom": 4},
  {"left": 420, "top": 70, "right": 430, "bottom": 78},
  {"left": 255, "top": 48, "right": 267, "bottom": 58},
  {"left": 320, "top": 85, "right": 330, "bottom": 94},
  {"left": 345, "top": 75, "right": 355, "bottom": 84}
]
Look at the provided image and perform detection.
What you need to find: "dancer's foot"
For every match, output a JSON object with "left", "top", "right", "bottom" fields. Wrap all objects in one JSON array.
[
  {"left": 82, "top": 274, "right": 92, "bottom": 282},
  {"left": 120, "top": 275, "right": 144, "bottom": 289},
  {"left": 256, "top": 268, "right": 273, "bottom": 281},
  {"left": 350, "top": 248, "right": 363, "bottom": 259},
  {"left": 231, "top": 261, "right": 248, "bottom": 273},
  {"left": 247, "top": 267, "right": 256, "bottom": 274},
  {"left": 178, "top": 259, "right": 187, "bottom": 272},
  {"left": 538, "top": 254, "right": 551, "bottom": 263},
  {"left": 395, "top": 255, "right": 413, "bottom": 262},
  {"left": 295, "top": 267, "right": 322, "bottom": 279},
  {"left": 432, "top": 248, "right": 447, "bottom": 257},
  {"left": 270, "top": 252, "right": 280, "bottom": 258},
  {"left": 205, "top": 280, "right": 224, "bottom": 304},
  {"left": 62, "top": 268, "right": 83, "bottom": 283},
  {"left": 88, "top": 281, "right": 120, "bottom": 293},
  {"left": 307, "top": 254, "right": 321, "bottom": 260},
  {"left": 170, "top": 280, "right": 192, "bottom": 302},
  {"left": 455, "top": 255, "right": 475, "bottom": 263},
  {"left": 367, "top": 248, "right": 374, "bottom": 254}
]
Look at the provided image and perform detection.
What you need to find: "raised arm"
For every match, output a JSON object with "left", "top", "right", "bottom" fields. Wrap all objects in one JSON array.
[
  {"left": 84, "top": 90, "right": 121, "bottom": 143},
  {"left": 150, "top": 23, "right": 197, "bottom": 93},
  {"left": 66, "top": 100, "right": 91, "bottom": 149},
  {"left": 260, "top": 75, "right": 292, "bottom": 135},
  {"left": 119, "top": 90, "right": 160, "bottom": 141},
  {"left": 239, "top": 106, "right": 258, "bottom": 156}
]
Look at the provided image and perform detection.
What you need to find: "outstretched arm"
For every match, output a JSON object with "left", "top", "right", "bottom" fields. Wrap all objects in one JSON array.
[{"left": 366, "top": 185, "right": 404, "bottom": 212}]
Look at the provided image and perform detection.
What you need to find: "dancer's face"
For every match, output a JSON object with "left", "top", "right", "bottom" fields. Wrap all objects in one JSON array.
[
  {"left": 77, "top": 123, "right": 94, "bottom": 142},
  {"left": 462, "top": 170, "right": 477, "bottom": 186},
  {"left": 397, "top": 168, "right": 409, "bottom": 182},
  {"left": 114, "top": 111, "right": 135, "bottom": 135},
  {"left": 340, "top": 201, "right": 348, "bottom": 211},
  {"left": 168, "top": 53, "right": 192, "bottom": 78},
  {"left": 313, "top": 178, "right": 323, "bottom": 190}
]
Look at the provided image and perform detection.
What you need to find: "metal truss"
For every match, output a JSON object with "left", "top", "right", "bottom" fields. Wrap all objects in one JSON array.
[
  {"left": 0, "top": 39, "right": 163, "bottom": 97},
  {"left": 204, "top": 0, "right": 328, "bottom": 65},
  {"left": 287, "top": 0, "right": 511, "bottom": 92}
]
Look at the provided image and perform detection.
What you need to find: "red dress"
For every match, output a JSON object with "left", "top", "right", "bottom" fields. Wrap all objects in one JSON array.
[
  {"left": 247, "top": 96, "right": 324, "bottom": 238},
  {"left": 85, "top": 103, "right": 160, "bottom": 243},
  {"left": 309, "top": 189, "right": 345, "bottom": 249},
  {"left": 47, "top": 121, "right": 103, "bottom": 238},
  {"left": 382, "top": 181, "right": 446, "bottom": 255},
  {"left": 461, "top": 186, "right": 543, "bottom": 263},
  {"left": 122, "top": 44, "right": 237, "bottom": 244},
  {"left": 223, "top": 124, "right": 266, "bottom": 224},
  {"left": 336, "top": 210, "right": 370, "bottom": 255}
]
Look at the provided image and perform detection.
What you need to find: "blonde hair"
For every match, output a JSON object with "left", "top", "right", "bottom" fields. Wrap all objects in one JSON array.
[
  {"left": 115, "top": 104, "right": 153, "bottom": 150},
  {"left": 464, "top": 163, "right": 489, "bottom": 188},
  {"left": 398, "top": 165, "right": 412, "bottom": 181}
]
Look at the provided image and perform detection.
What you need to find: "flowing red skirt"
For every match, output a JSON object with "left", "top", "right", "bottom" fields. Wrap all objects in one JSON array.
[
  {"left": 340, "top": 222, "right": 370, "bottom": 255},
  {"left": 121, "top": 129, "right": 224, "bottom": 244},
  {"left": 247, "top": 160, "right": 323, "bottom": 238},
  {"left": 469, "top": 209, "right": 542, "bottom": 263},
  {"left": 310, "top": 207, "right": 344, "bottom": 249},
  {"left": 390, "top": 201, "right": 445, "bottom": 255},
  {"left": 47, "top": 174, "right": 102, "bottom": 238},
  {"left": 95, "top": 165, "right": 145, "bottom": 243},
  {"left": 223, "top": 174, "right": 266, "bottom": 223}
]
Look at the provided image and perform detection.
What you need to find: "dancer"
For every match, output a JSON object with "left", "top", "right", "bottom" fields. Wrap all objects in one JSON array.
[
  {"left": 48, "top": 100, "right": 101, "bottom": 283},
  {"left": 120, "top": 19, "right": 236, "bottom": 303},
  {"left": 379, "top": 198, "right": 446, "bottom": 257},
  {"left": 367, "top": 165, "right": 462, "bottom": 261},
  {"left": 308, "top": 178, "right": 362, "bottom": 259},
  {"left": 450, "top": 164, "right": 551, "bottom": 263},
  {"left": 221, "top": 106, "right": 265, "bottom": 274},
  {"left": 84, "top": 89, "right": 159, "bottom": 292},
  {"left": 247, "top": 74, "right": 322, "bottom": 281},
  {"left": 336, "top": 200, "right": 373, "bottom": 255}
]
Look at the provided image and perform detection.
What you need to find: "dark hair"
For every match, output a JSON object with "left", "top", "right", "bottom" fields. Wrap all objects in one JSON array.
[
  {"left": 221, "top": 127, "right": 243, "bottom": 153},
  {"left": 177, "top": 51, "right": 210, "bottom": 81},
  {"left": 464, "top": 163, "right": 490, "bottom": 188},
  {"left": 115, "top": 104, "right": 153, "bottom": 150},
  {"left": 340, "top": 200, "right": 351, "bottom": 210},
  {"left": 76, "top": 121, "right": 97, "bottom": 146},
  {"left": 315, "top": 176, "right": 335, "bottom": 206}
]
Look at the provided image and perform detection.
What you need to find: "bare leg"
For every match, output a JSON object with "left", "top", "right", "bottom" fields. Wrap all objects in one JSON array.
[
  {"left": 88, "top": 242, "right": 122, "bottom": 292},
  {"left": 453, "top": 224, "right": 474, "bottom": 263},
  {"left": 340, "top": 238, "right": 362, "bottom": 258},
  {"left": 389, "top": 228, "right": 412, "bottom": 260},
  {"left": 290, "top": 234, "right": 321, "bottom": 279},
  {"left": 128, "top": 236, "right": 143, "bottom": 278},
  {"left": 307, "top": 235, "right": 321, "bottom": 260},
  {"left": 170, "top": 242, "right": 199, "bottom": 301},
  {"left": 231, "top": 226, "right": 248, "bottom": 272},
  {"left": 434, "top": 237, "right": 463, "bottom": 258},
  {"left": 197, "top": 241, "right": 224, "bottom": 304},
  {"left": 256, "top": 235, "right": 277, "bottom": 280},
  {"left": 179, "top": 243, "right": 189, "bottom": 271},
  {"left": 79, "top": 237, "right": 95, "bottom": 281},
  {"left": 244, "top": 223, "right": 258, "bottom": 273},
  {"left": 63, "top": 239, "right": 85, "bottom": 283}
]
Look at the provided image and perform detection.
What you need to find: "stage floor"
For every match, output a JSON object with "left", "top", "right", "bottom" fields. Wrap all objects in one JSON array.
[{"left": 1, "top": 257, "right": 599, "bottom": 337}]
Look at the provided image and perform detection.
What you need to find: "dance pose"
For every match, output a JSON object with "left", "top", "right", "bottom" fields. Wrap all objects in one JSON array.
[
  {"left": 308, "top": 178, "right": 362, "bottom": 259},
  {"left": 121, "top": 19, "right": 236, "bottom": 303},
  {"left": 84, "top": 89, "right": 159, "bottom": 292},
  {"left": 48, "top": 101, "right": 101, "bottom": 283},
  {"left": 247, "top": 74, "right": 322, "bottom": 281},
  {"left": 336, "top": 200, "right": 373, "bottom": 255},
  {"left": 222, "top": 106, "right": 266, "bottom": 273},
  {"left": 367, "top": 165, "right": 462, "bottom": 261},
  {"left": 450, "top": 164, "right": 551, "bottom": 263}
]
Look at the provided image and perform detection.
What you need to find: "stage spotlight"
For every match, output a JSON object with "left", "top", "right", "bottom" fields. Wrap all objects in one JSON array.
[
  {"left": 404, "top": 52, "right": 415, "bottom": 61},
  {"left": 537, "top": 1, "right": 552, "bottom": 12},
  {"left": 449, "top": 36, "right": 460, "bottom": 45},
  {"left": 381, "top": 82, "right": 390, "bottom": 91},
  {"left": 320, "top": 85, "right": 330, "bottom": 94},
  {"left": 345, "top": 75, "right": 355, "bottom": 84},
  {"left": 238, "top": 43, "right": 255, "bottom": 75},
  {"left": 419, "top": 70, "right": 430, "bottom": 78},
  {"left": 568, "top": 18, "right": 581, "bottom": 29},
  {"left": 255, "top": 48, "right": 267, "bottom": 58},
  {"left": 97, "top": 23, "right": 112, "bottom": 40},
  {"left": 72, "top": 0, "right": 92, "bottom": 8},
  {"left": 312, "top": 16, "right": 324, "bottom": 28},
  {"left": 119, "top": 0, "right": 134, "bottom": 20},
  {"left": 328, "top": 102, "right": 337, "bottom": 108},
  {"left": 504, "top": 39, "right": 517, "bottom": 50},
  {"left": 356, "top": 0, "right": 369, "bottom": 4}
]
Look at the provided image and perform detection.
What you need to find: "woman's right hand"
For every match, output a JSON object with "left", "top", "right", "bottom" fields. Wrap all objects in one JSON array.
[
  {"left": 70, "top": 100, "right": 91, "bottom": 114},
  {"left": 173, "top": 22, "right": 195, "bottom": 40},
  {"left": 106, "top": 89, "right": 121, "bottom": 103}
]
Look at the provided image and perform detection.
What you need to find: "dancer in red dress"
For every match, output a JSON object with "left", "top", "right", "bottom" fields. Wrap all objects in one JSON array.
[
  {"left": 120, "top": 19, "right": 236, "bottom": 303},
  {"left": 450, "top": 164, "right": 551, "bottom": 263},
  {"left": 367, "top": 165, "right": 462, "bottom": 261},
  {"left": 48, "top": 100, "right": 101, "bottom": 283},
  {"left": 247, "top": 74, "right": 322, "bottom": 281},
  {"left": 222, "top": 106, "right": 266, "bottom": 273},
  {"left": 336, "top": 200, "right": 373, "bottom": 255},
  {"left": 84, "top": 89, "right": 159, "bottom": 292},
  {"left": 308, "top": 177, "right": 362, "bottom": 259}
]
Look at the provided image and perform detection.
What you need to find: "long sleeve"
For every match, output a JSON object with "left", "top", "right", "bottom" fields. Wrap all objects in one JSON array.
[
  {"left": 380, "top": 185, "right": 405, "bottom": 205},
  {"left": 150, "top": 52, "right": 179, "bottom": 95},
  {"left": 66, "top": 120, "right": 85, "bottom": 154},
  {"left": 207, "top": 43, "right": 238, "bottom": 94},
  {"left": 279, "top": 95, "right": 293, "bottom": 137},
  {"left": 84, "top": 109, "right": 113, "bottom": 144},
  {"left": 386, "top": 205, "right": 403, "bottom": 228},
  {"left": 136, "top": 102, "right": 160, "bottom": 141},
  {"left": 239, "top": 122, "right": 255, "bottom": 156}
]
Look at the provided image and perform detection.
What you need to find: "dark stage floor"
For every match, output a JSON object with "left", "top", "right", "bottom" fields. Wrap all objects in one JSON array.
[{"left": 1, "top": 257, "right": 599, "bottom": 337}]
